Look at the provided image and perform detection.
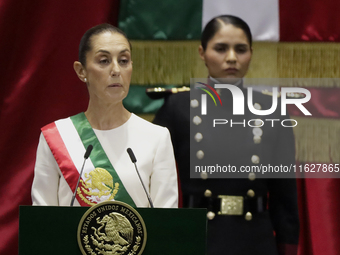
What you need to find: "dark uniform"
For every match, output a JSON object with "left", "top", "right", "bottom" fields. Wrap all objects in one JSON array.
[{"left": 152, "top": 82, "right": 299, "bottom": 255}]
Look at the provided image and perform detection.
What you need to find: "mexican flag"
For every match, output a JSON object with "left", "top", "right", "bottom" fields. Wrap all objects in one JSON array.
[{"left": 119, "top": 0, "right": 340, "bottom": 41}]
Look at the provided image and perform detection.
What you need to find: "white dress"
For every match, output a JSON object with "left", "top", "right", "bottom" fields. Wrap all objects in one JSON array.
[{"left": 31, "top": 114, "right": 178, "bottom": 208}]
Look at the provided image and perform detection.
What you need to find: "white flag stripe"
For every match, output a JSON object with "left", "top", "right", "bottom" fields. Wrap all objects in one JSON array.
[
  {"left": 55, "top": 118, "right": 95, "bottom": 176},
  {"left": 202, "top": 0, "right": 280, "bottom": 41}
]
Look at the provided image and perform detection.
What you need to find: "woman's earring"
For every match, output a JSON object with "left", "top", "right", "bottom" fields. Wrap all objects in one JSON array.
[{"left": 84, "top": 78, "right": 87, "bottom": 82}]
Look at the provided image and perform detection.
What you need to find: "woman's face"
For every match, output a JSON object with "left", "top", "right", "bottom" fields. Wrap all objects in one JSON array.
[
  {"left": 83, "top": 31, "right": 132, "bottom": 104},
  {"left": 199, "top": 23, "right": 252, "bottom": 79}
]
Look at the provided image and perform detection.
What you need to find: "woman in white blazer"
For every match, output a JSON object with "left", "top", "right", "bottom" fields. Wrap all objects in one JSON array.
[{"left": 31, "top": 24, "right": 178, "bottom": 208}]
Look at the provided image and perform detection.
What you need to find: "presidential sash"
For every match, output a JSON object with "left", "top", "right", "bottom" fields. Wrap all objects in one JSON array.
[{"left": 41, "top": 112, "right": 136, "bottom": 207}]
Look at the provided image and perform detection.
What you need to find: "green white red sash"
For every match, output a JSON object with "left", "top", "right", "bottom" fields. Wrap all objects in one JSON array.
[{"left": 41, "top": 112, "right": 136, "bottom": 207}]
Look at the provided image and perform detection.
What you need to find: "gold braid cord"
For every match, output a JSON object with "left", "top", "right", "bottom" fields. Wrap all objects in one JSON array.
[
  {"left": 293, "top": 117, "right": 340, "bottom": 163},
  {"left": 130, "top": 41, "right": 340, "bottom": 85}
]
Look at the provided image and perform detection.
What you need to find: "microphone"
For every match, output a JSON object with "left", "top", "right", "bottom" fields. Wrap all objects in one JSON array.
[
  {"left": 70, "top": 145, "right": 93, "bottom": 206},
  {"left": 127, "top": 148, "right": 154, "bottom": 208}
]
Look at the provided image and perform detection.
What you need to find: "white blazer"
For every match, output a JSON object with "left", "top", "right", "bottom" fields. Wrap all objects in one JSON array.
[{"left": 31, "top": 114, "right": 178, "bottom": 208}]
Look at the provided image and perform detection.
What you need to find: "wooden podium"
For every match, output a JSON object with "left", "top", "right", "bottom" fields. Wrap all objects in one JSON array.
[{"left": 19, "top": 206, "right": 207, "bottom": 255}]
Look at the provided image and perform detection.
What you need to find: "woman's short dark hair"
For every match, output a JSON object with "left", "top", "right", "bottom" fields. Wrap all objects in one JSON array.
[
  {"left": 78, "top": 23, "right": 131, "bottom": 66},
  {"left": 201, "top": 15, "right": 252, "bottom": 50}
]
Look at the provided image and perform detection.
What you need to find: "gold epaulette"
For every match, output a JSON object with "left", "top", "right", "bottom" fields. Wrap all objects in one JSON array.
[
  {"left": 261, "top": 89, "right": 281, "bottom": 97},
  {"left": 261, "top": 90, "right": 306, "bottom": 98},
  {"left": 146, "top": 86, "right": 190, "bottom": 99}
]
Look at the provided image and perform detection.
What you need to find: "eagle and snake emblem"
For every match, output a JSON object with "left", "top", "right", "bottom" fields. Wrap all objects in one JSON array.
[
  {"left": 79, "top": 167, "right": 120, "bottom": 205},
  {"left": 78, "top": 201, "right": 146, "bottom": 255},
  {"left": 91, "top": 213, "right": 134, "bottom": 254}
]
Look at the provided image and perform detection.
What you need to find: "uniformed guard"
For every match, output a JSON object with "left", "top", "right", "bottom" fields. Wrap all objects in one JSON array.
[{"left": 151, "top": 15, "right": 299, "bottom": 255}]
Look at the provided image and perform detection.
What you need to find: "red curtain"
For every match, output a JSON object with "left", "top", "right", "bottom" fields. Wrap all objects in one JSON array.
[
  {"left": 287, "top": 88, "right": 340, "bottom": 119},
  {"left": 297, "top": 178, "right": 340, "bottom": 255},
  {"left": 279, "top": 0, "right": 340, "bottom": 41},
  {"left": 287, "top": 88, "right": 340, "bottom": 255},
  {"left": 0, "top": 1, "right": 119, "bottom": 254}
]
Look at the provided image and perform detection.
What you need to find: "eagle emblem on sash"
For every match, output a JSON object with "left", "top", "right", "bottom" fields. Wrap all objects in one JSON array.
[{"left": 78, "top": 167, "right": 120, "bottom": 205}]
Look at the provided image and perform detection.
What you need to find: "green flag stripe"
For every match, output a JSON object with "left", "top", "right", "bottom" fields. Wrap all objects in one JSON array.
[
  {"left": 118, "top": 0, "right": 202, "bottom": 40},
  {"left": 70, "top": 113, "right": 136, "bottom": 207}
]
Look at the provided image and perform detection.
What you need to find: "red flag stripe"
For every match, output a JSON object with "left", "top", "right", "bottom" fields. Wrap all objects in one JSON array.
[{"left": 42, "top": 122, "right": 89, "bottom": 207}]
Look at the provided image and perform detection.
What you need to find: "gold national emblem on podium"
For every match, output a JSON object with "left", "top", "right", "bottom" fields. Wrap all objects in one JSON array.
[{"left": 78, "top": 201, "right": 147, "bottom": 255}]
